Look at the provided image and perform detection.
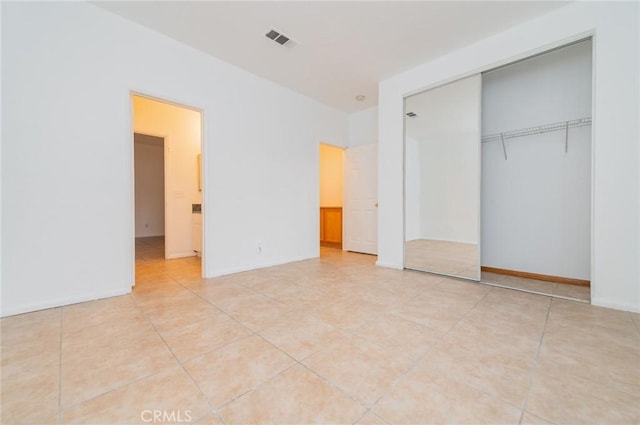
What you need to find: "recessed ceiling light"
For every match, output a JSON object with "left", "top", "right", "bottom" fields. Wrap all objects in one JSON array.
[{"left": 355, "top": 95, "right": 365, "bottom": 101}]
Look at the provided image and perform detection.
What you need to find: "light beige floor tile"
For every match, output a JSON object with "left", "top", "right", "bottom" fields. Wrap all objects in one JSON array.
[
  {"left": 440, "top": 304, "right": 546, "bottom": 363},
  {"left": 259, "top": 314, "right": 347, "bottom": 361},
  {"left": 277, "top": 286, "right": 340, "bottom": 311},
  {"left": 390, "top": 296, "right": 476, "bottom": 333},
  {"left": 239, "top": 278, "right": 306, "bottom": 299},
  {"left": 527, "top": 371, "right": 640, "bottom": 425},
  {"left": 356, "top": 411, "right": 390, "bottom": 425},
  {"left": 193, "top": 412, "right": 225, "bottom": 425},
  {"left": 62, "top": 296, "right": 145, "bottom": 337},
  {"left": 436, "top": 277, "right": 490, "bottom": 299},
  {"left": 1, "top": 308, "right": 62, "bottom": 361},
  {"left": 62, "top": 366, "right": 211, "bottom": 425},
  {"left": 521, "top": 412, "right": 555, "bottom": 424},
  {"left": 184, "top": 335, "right": 295, "bottom": 408},
  {"left": 141, "top": 296, "right": 222, "bottom": 333},
  {"left": 302, "top": 336, "right": 414, "bottom": 406},
  {"left": 353, "top": 315, "right": 443, "bottom": 361},
  {"left": 419, "top": 342, "right": 533, "bottom": 407},
  {"left": 373, "top": 366, "right": 522, "bottom": 425},
  {"left": 309, "top": 297, "right": 379, "bottom": 331},
  {"left": 225, "top": 299, "right": 298, "bottom": 332},
  {"left": 188, "top": 282, "right": 270, "bottom": 311},
  {"left": 219, "top": 365, "right": 365, "bottom": 425},
  {"left": 61, "top": 323, "right": 177, "bottom": 408},
  {"left": 537, "top": 324, "right": 640, "bottom": 395},
  {"left": 548, "top": 298, "right": 634, "bottom": 333},
  {"left": 131, "top": 283, "right": 196, "bottom": 307},
  {"left": 1, "top": 326, "right": 61, "bottom": 374},
  {"left": 1, "top": 366, "right": 59, "bottom": 425},
  {"left": 159, "top": 314, "right": 252, "bottom": 362}
]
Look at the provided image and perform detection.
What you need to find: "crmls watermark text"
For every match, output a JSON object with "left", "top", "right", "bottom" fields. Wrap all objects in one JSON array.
[{"left": 140, "top": 410, "right": 192, "bottom": 423}]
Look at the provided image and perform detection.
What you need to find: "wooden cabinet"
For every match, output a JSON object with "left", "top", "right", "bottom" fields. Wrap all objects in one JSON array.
[{"left": 320, "top": 207, "right": 342, "bottom": 248}]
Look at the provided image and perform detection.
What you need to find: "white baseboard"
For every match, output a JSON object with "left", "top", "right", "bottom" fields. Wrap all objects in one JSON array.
[
  {"left": 1, "top": 287, "right": 131, "bottom": 318},
  {"left": 591, "top": 297, "right": 640, "bottom": 313},
  {"left": 166, "top": 252, "right": 197, "bottom": 259},
  {"left": 375, "top": 261, "right": 403, "bottom": 270},
  {"left": 206, "top": 255, "right": 316, "bottom": 278}
]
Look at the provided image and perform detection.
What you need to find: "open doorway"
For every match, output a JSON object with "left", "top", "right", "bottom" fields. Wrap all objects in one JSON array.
[
  {"left": 132, "top": 94, "right": 203, "bottom": 284},
  {"left": 134, "top": 133, "right": 166, "bottom": 262},
  {"left": 319, "top": 143, "right": 344, "bottom": 255}
]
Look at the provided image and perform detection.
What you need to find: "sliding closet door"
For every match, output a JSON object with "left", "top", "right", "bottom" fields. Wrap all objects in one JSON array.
[
  {"left": 481, "top": 40, "right": 592, "bottom": 286},
  {"left": 404, "top": 74, "right": 481, "bottom": 280}
]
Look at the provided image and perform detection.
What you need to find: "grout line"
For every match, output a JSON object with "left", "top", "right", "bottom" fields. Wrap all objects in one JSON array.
[
  {"left": 364, "top": 286, "right": 495, "bottom": 421},
  {"left": 129, "top": 292, "right": 227, "bottom": 425},
  {"left": 518, "top": 295, "right": 553, "bottom": 424}
]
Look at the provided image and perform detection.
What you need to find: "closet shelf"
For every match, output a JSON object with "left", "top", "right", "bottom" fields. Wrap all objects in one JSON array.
[{"left": 481, "top": 117, "right": 592, "bottom": 144}]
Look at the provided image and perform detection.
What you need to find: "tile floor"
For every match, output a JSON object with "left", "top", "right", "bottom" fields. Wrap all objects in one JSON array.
[{"left": 1, "top": 244, "right": 638, "bottom": 424}]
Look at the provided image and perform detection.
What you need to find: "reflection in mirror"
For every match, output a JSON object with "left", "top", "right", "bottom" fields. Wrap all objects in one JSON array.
[{"left": 404, "top": 74, "right": 481, "bottom": 280}]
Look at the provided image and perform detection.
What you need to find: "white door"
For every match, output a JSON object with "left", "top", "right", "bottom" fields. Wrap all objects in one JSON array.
[{"left": 344, "top": 144, "right": 378, "bottom": 255}]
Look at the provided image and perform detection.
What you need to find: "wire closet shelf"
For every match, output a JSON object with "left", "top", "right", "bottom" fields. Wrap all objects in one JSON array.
[
  {"left": 481, "top": 117, "right": 592, "bottom": 143},
  {"left": 481, "top": 116, "right": 591, "bottom": 159}
]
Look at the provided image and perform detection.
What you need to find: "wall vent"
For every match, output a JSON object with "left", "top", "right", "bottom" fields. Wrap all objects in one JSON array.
[
  {"left": 265, "top": 28, "right": 295, "bottom": 47},
  {"left": 406, "top": 112, "right": 418, "bottom": 118}
]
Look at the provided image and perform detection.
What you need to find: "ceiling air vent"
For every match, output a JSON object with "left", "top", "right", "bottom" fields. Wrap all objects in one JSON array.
[
  {"left": 406, "top": 112, "right": 418, "bottom": 118},
  {"left": 265, "top": 28, "right": 294, "bottom": 47}
]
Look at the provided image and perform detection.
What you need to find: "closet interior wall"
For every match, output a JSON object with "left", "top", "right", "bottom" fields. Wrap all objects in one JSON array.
[{"left": 480, "top": 40, "right": 592, "bottom": 282}]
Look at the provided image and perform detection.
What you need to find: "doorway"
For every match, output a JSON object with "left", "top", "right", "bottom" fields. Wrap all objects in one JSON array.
[
  {"left": 319, "top": 143, "right": 344, "bottom": 254},
  {"left": 134, "top": 133, "right": 166, "bottom": 262},
  {"left": 132, "top": 93, "right": 204, "bottom": 282}
]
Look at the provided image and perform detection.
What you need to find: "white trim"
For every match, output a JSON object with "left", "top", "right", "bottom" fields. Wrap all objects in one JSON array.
[
  {"left": 207, "top": 255, "right": 317, "bottom": 278},
  {"left": 375, "top": 261, "right": 403, "bottom": 270},
  {"left": 591, "top": 297, "right": 640, "bottom": 313},
  {"left": 129, "top": 91, "right": 206, "bottom": 278},
  {"left": 0, "top": 288, "right": 131, "bottom": 318}
]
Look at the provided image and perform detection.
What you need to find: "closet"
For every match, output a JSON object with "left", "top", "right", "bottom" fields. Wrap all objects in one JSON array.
[{"left": 403, "top": 39, "right": 592, "bottom": 301}]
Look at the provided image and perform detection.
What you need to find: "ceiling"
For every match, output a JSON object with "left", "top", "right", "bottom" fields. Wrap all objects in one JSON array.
[{"left": 94, "top": 1, "right": 568, "bottom": 113}]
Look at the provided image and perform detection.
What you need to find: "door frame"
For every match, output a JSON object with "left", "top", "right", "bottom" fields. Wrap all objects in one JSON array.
[{"left": 129, "top": 91, "right": 206, "bottom": 285}]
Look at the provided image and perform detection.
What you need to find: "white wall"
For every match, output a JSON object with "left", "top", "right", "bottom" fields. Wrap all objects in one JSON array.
[
  {"left": 133, "top": 96, "right": 201, "bottom": 258},
  {"left": 134, "top": 135, "right": 165, "bottom": 238},
  {"left": 348, "top": 106, "right": 378, "bottom": 147},
  {"left": 378, "top": 1, "right": 639, "bottom": 311},
  {"left": 482, "top": 40, "right": 592, "bottom": 280},
  {"left": 1, "top": 2, "right": 347, "bottom": 316}
]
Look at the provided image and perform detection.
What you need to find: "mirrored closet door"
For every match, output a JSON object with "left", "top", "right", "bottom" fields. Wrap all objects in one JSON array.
[{"left": 404, "top": 74, "right": 481, "bottom": 280}]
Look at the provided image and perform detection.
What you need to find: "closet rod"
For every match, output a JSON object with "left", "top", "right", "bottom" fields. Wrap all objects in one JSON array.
[{"left": 481, "top": 117, "right": 592, "bottom": 144}]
